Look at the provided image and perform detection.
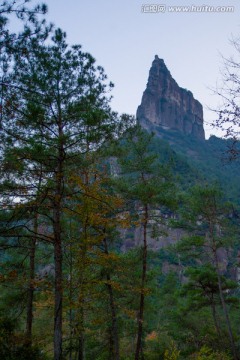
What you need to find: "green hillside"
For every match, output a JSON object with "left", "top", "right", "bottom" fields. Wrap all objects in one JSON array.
[{"left": 148, "top": 127, "right": 240, "bottom": 206}]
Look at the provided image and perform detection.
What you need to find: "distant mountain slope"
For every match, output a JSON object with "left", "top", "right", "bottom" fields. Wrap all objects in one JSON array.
[{"left": 148, "top": 125, "right": 240, "bottom": 206}]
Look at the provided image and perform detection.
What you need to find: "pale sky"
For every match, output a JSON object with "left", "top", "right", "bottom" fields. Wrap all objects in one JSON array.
[{"left": 14, "top": 0, "right": 240, "bottom": 138}]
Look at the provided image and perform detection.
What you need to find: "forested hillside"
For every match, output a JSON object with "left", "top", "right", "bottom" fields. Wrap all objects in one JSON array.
[{"left": 149, "top": 128, "right": 240, "bottom": 205}]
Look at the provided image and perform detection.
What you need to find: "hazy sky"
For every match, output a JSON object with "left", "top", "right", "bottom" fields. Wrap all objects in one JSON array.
[{"left": 21, "top": 1, "right": 240, "bottom": 137}]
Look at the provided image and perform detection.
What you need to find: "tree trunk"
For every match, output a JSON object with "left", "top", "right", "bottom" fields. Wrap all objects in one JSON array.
[
  {"left": 77, "top": 329, "right": 85, "bottom": 360},
  {"left": 54, "top": 214, "right": 63, "bottom": 360},
  {"left": 216, "top": 261, "right": 238, "bottom": 359},
  {"left": 106, "top": 277, "right": 120, "bottom": 360},
  {"left": 68, "top": 234, "right": 73, "bottom": 360},
  {"left": 212, "top": 239, "right": 238, "bottom": 360},
  {"left": 26, "top": 213, "right": 38, "bottom": 341},
  {"left": 103, "top": 237, "right": 120, "bottom": 360},
  {"left": 53, "top": 162, "right": 63, "bottom": 359},
  {"left": 54, "top": 101, "right": 64, "bottom": 360},
  {"left": 135, "top": 205, "right": 148, "bottom": 360},
  {"left": 210, "top": 301, "right": 221, "bottom": 339},
  {"left": 76, "top": 218, "right": 89, "bottom": 360}
]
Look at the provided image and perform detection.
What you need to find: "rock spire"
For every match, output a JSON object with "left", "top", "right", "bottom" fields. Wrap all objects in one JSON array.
[{"left": 137, "top": 55, "right": 205, "bottom": 140}]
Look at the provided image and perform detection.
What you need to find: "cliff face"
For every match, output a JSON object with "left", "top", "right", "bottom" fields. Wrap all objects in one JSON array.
[{"left": 137, "top": 55, "right": 205, "bottom": 140}]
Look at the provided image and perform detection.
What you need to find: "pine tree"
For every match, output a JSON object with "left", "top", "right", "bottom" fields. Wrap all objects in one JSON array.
[
  {"left": 177, "top": 185, "right": 239, "bottom": 359},
  {"left": 116, "top": 126, "right": 176, "bottom": 360},
  {"left": 0, "top": 28, "right": 119, "bottom": 359}
]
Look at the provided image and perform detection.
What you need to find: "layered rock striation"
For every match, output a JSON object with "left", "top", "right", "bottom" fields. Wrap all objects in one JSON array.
[{"left": 137, "top": 55, "right": 205, "bottom": 140}]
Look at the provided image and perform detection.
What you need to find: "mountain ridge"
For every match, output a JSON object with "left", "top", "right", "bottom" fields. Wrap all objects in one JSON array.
[{"left": 137, "top": 55, "right": 205, "bottom": 140}]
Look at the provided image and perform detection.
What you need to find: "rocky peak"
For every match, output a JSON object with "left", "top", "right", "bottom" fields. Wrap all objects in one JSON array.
[{"left": 137, "top": 55, "right": 205, "bottom": 140}]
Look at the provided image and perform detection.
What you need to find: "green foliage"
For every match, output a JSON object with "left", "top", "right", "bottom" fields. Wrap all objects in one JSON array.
[
  {"left": 116, "top": 125, "right": 177, "bottom": 210},
  {"left": 193, "top": 345, "right": 231, "bottom": 360},
  {"left": 0, "top": 317, "right": 47, "bottom": 360},
  {"left": 164, "top": 341, "right": 181, "bottom": 360},
  {"left": 147, "top": 127, "right": 240, "bottom": 206}
]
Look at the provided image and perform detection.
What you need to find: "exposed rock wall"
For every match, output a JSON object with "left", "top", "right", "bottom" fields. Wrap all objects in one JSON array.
[{"left": 137, "top": 55, "right": 205, "bottom": 140}]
